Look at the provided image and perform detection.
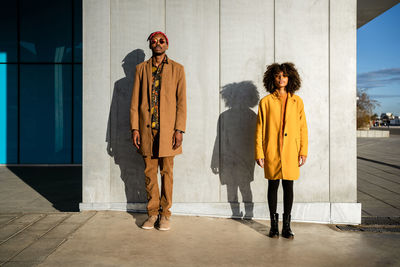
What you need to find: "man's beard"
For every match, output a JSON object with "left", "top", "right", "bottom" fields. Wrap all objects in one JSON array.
[{"left": 153, "top": 51, "right": 165, "bottom": 56}]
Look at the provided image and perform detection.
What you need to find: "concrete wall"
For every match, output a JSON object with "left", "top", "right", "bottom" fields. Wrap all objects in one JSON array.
[
  {"left": 81, "top": 0, "right": 361, "bottom": 224},
  {"left": 82, "top": 0, "right": 111, "bottom": 204}
]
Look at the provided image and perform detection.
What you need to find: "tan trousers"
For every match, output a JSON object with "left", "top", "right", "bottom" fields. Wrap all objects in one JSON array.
[{"left": 143, "top": 129, "right": 174, "bottom": 217}]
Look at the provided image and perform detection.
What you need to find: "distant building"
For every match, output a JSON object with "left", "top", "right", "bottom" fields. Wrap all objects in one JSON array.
[
  {"left": 390, "top": 117, "right": 400, "bottom": 125},
  {"left": 386, "top": 113, "right": 395, "bottom": 119}
]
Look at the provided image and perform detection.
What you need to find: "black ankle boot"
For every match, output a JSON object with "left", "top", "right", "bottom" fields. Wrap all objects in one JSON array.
[
  {"left": 268, "top": 213, "right": 279, "bottom": 238},
  {"left": 282, "top": 213, "right": 294, "bottom": 239}
]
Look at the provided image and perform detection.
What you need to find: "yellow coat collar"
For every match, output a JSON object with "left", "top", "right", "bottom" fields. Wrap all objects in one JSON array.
[{"left": 271, "top": 90, "right": 295, "bottom": 102}]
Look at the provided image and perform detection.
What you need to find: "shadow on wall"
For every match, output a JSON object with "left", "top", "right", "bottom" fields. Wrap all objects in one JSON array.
[
  {"left": 106, "top": 49, "right": 147, "bottom": 204},
  {"left": 211, "top": 81, "right": 260, "bottom": 219}
]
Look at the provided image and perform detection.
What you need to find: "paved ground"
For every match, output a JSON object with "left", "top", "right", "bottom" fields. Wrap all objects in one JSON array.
[
  {"left": 1, "top": 134, "right": 400, "bottom": 266},
  {"left": 0, "top": 167, "right": 81, "bottom": 213},
  {"left": 357, "top": 135, "right": 400, "bottom": 217},
  {"left": 0, "top": 211, "right": 399, "bottom": 267},
  {"left": 0, "top": 212, "right": 94, "bottom": 266}
]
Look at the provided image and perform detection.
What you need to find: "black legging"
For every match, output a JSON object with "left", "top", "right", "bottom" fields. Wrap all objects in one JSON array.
[{"left": 267, "top": 179, "right": 293, "bottom": 216}]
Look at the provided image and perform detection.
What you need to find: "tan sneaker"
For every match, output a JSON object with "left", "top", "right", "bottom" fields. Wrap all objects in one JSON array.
[
  {"left": 158, "top": 216, "right": 170, "bottom": 231},
  {"left": 141, "top": 215, "right": 158, "bottom": 230}
]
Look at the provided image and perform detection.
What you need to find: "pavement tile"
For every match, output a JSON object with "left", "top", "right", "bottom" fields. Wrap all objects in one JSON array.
[
  {"left": 0, "top": 214, "right": 69, "bottom": 262},
  {"left": 362, "top": 206, "right": 400, "bottom": 217},
  {"left": 0, "top": 215, "right": 44, "bottom": 241},
  {"left": 13, "top": 214, "right": 70, "bottom": 241},
  {"left": 26, "top": 214, "right": 69, "bottom": 234},
  {"left": 359, "top": 167, "right": 400, "bottom": 181},
  {"left": 39, "top": 212, "right": 96, "bottom": 240},
  {"left": 0, "top": 215, "right": 19, "bottom": 227},
  {"left": 358, "top": 183, "right": 400, "bottom": 204},
  {"left": 2, "top": 261, "right": 41, "bottom": 267},
  {"left": 3, "top": 215, "right": 43, "bottom": 225},
  {"left": 359, "top": 162, "right": 397, "bottom": 170},
  {"left": 0, "top": 235, "right": 36, "bottom": 262},
  {"left": 61, "top": 212, "right": 95, "bottom": 224},
  {"left": 357, "top": 136, "right": 400, "bottom": 218},
  {"left": 42, "top": 222, "right": 82, "bottom": 240},
  {"left": 11, "top": 238, "right": 65, "bottom": 262},
  {"left": 361, "top": 164, "right": 399, "bottom": 179}
]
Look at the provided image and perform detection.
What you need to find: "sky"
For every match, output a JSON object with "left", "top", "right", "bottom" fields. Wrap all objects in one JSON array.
[{"left": 357, "top": 3, "right": 400, "bottom": 116}]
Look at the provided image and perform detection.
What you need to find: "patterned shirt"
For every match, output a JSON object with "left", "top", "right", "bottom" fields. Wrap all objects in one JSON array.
[{"left": 151, "top": 55, "right": 168, "bottom": 130}]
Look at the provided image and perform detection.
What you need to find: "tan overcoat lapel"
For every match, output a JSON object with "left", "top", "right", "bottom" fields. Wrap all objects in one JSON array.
[{"left": 146, "top": 59, "right": 153, "bottom": 105}]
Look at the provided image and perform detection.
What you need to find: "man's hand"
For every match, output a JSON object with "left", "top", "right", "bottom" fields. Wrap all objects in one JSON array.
[
  {"left": 173, "top": 131, "right": 183, "bottom": 150},
  {"left": 299, "top": 155, "right": 307, "bottom": 167},
  {"left": 132, "top": 130, "right": 140, "bottom": 149},
  {"left": 256, "top": 158, "right": 264, "bottom": 168}
]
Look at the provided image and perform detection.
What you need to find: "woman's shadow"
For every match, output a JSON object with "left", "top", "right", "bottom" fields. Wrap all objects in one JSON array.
[
  {"left": 106, "top": 49, "right": 147, "bottom": 205},
  {"left": 211, "top": 81, "right": 259, "bottom": 219}
]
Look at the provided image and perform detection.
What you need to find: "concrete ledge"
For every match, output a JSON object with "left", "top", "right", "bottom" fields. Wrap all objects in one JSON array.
[
  {"left": 80, "top": 202, "right": 361, "bottom": 224},
  {"left": 331, "top": 203, "right": 362, "bottom": 224},
  {"left": 357, "top": 130, "right": 389, "bottom": 137}
]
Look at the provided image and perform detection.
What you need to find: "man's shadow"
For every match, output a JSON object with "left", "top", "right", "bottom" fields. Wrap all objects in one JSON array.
[
  {"left": 211, "top": 81, "right": 259, "bottom": 219},
  {"left": 106, "top": 49, "right": 147, "bottom": 204}
]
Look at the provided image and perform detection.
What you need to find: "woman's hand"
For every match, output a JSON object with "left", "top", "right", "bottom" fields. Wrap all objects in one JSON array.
[
  {"left": 299, "top": 155, "right": 307, "bottom": 167},
  {"left": 256, "top": 158, "right": 264, "bottom": 168}
]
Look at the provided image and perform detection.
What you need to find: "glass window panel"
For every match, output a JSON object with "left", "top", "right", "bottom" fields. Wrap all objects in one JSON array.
[
  {"left": 0, "top": 63, "right": 18, "bottom": 163},
  {"left": 74, "top": 0, "right": 82, "bottom": 63},
  {"left": 20, "top": 0, "right": 72, "bottom": 63},
  {"left": 20, "top": 64, "right": 72, "bottom": 163},
  {"left": 0, "top": 1, "right": 18, "bottom": 63},
  {"left": 73, "top": 64, "right": 82, "bottom": 163}
]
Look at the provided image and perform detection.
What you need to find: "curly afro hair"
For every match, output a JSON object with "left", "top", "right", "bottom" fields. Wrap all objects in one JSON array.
[{"left": 263, "top": 62, "right": 301, "bottom": 94}]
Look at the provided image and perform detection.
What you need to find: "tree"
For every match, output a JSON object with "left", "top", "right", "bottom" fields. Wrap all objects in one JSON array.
[{"left": 357, "top": 89, "right": 379, "bottom": 129}]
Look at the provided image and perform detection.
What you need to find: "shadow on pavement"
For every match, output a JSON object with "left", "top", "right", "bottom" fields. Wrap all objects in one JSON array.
[
  {"left": 232, "top": 218, "right": 269, "bottom": 236},
  {"left": 127, "top": 212, "right": 148, "bottom": 228},
  {"left": 7, "top": 166, "right": 82, "bottom": 212},
  {"left": 357, "top": 156, "right": 400, "bottom": 169}
]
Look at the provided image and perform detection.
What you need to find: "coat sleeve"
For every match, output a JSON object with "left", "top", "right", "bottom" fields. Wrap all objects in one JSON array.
[
  {"left": 255, "top": 101, "right": 265, "bottom": 160},
  {"left": 130, "top": 65, "right": 141, "bottom": 131},
  {"left": 175, "top": 66, "right": 187, "bottom": 132},
  {"left": 298, "top": 98, "right": 308, "bottom": 156}
]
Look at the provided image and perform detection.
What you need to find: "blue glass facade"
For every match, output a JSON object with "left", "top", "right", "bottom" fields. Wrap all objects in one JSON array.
[{"left": 0, "top": 0, "right": 82, "bottom": 164}]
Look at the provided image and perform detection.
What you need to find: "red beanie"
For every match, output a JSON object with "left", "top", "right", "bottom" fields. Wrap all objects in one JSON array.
[{"left": 147, "top": 31, "right": 169, "bottom": 44}]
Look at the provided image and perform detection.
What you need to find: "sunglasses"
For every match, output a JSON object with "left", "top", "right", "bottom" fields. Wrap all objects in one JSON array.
[{"left": 150, "top": 38, "right": 166, "bottom": 45}]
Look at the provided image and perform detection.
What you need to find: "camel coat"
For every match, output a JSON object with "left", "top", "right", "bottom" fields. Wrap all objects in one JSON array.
[
  {"left": 130, "top": 57, "right": 187, "bottom": 157},
  {"left": 255, "top": 92, "right": 308, "bottom": 180}
]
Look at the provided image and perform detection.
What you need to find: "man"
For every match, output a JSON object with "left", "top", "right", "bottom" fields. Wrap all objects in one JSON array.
[{"left": 130, "top": 31, "right": 187, "bottom": 231}]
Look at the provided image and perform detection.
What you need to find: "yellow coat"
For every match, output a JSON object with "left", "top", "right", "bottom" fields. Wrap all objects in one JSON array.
[{"left": 255, "top": 92, "right": 308, "bottom": 180}]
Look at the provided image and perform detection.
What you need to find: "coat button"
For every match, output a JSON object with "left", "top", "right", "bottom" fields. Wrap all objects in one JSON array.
[
  {"left": 284, "top": 133, "right": 287, "bottom": 136},
  {"left": 147, "top": 125, "right": 150, "bottom": 128}
]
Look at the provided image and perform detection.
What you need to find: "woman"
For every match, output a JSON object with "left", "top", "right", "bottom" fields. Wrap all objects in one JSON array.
[{"left": 255, "top": 63, "right": 308, "bottom": 239}]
